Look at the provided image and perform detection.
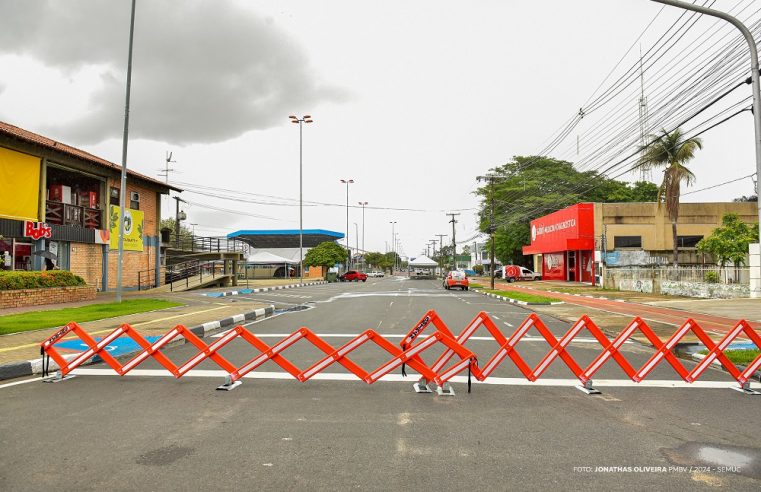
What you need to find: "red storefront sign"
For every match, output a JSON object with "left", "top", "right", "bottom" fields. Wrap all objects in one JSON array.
[
  {"left": 522, "top": 203, "right": 595, "bottom": 255},
  {"left": 23, "top": 221, "right": 53, "bottom": 240}
]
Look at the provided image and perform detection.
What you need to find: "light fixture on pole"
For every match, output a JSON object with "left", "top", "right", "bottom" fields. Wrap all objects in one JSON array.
[
  {"left": 340, "top": 179, "right": 354, "bottom": 271},
  {"left": 649, "top": 1, "right": 761, "bottom": 302},
  {"left": 290, "top": 114, "right": 313, "bottom": 282},
  {"left": 115, "top": 0, "right": 137, "bottom": 303},
  {"left": 358, "top": 201, "right": 368, "bottom": 254}
]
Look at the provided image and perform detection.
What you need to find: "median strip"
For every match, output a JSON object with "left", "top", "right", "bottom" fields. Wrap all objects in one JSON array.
[{"left": 471, "top": 287, "right": 563, "bottom": 305}]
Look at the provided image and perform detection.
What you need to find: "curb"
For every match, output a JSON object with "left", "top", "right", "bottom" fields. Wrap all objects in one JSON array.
[
  {"left": 474, "top": 290, "right": 564, "bottom": 306},
  {"left": 690, "top": 352, "right": 761, "bottom": 382},
  {"left": 203, "top": 281, "right": 328, "bottom": 298},
  {"left": 0, "top": 305, "right": 275, "bottom": 381}
]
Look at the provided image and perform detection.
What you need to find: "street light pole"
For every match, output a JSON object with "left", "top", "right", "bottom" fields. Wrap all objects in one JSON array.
[
  {"left": 115, "top": 0, "right": 137, "bottom": 303},
  {"left": 389, "top": 221, "right": 396, "bottom": 274},
  {"left": 340, "top": 179, "right": 354, "bottom": 271},
  {"left": 289, "top": 115, "right": 313, "bottom": 283},
  {"left": 650, "top": 0, "right": 761, "bottom": 297},
  {"left": 358, "top": 201, "right": 368, "bottom": 254},
  {"left": 354, "top": 222, "right": 359, "bottom": 267}
]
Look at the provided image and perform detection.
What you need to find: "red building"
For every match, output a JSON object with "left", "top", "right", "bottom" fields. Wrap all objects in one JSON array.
[{"left": 522, "top": 203, "right": 596, "bottom": 284}]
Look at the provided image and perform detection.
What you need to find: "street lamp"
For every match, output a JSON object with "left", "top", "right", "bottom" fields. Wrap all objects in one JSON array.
[
  {"left": 290, "top": 114, "right": 313, "bottom": 282},
  {"left": 341, "top": 178, "right": 354, "bottom": 271},
  {"left": 389, "top": 221, "right": 397, "bottom": 273},
  {"left": 353, "top": 222, "right": 359, "bottom": 268},
  {"left": 115, "top": 0, "right": 137, "bottom": 303},
  {"left": 649, "top": 1, "right": 761, "bottom": 300},
  {"left": 358, "top": 201, "right": 368, "bottom": 254}
]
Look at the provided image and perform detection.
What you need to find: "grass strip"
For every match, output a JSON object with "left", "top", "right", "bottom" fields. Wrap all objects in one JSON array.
[
  {"left": 697, "top": 348, "right": 761, "bottom": 367},
  {"left": 0, "top": 298, "right": 184, "bottom": 335},
  {"left": 480, "top": 289, "right": 561, "bottom": 304}
]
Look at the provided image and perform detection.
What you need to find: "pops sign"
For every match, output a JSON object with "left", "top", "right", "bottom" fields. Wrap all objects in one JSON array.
[{"left": 23, "top": 221, "right": 52, "bottom": 240}]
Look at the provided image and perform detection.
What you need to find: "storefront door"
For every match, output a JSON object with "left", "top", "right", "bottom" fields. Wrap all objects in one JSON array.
[{"left": 567, "top": 251, "right": 576, "bottom": 281}]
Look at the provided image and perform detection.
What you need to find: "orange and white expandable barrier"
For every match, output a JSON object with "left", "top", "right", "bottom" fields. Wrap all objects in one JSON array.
[
  {"left": 39, "top": 310, "right": 761, "bottom": 395},
  {"left": 39, "top": 312, "right": 478, "bottom": 394}
]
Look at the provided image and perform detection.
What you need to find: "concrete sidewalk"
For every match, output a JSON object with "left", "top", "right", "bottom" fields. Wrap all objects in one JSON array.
[{"left": 0, "top": 280, "right": 328, "bottom": 380}]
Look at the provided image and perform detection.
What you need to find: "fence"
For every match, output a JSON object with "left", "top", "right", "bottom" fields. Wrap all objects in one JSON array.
[
  {"left": 39, "top": 309, "right": 761, "bottom": 395},
  {"left": 605, "top": 267, "right": 750, "bottom": 298}
]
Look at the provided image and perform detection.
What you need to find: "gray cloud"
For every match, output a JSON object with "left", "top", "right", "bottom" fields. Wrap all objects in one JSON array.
[{"left": 0, "top": 0, "right": 349, "bottom": 144}]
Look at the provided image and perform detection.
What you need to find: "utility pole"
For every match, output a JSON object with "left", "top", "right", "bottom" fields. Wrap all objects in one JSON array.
[
  {"left": 447, "top": 213, "right": 460, "bottom": 271},
  {"left": 173, "top": 196, "right": 186, "bottom": 248},
  {"left": 477, "top": 174, "right": 499, "bottom": 289},
  {"left": 158, "top": 151, "right": 176, "bottom": 183}
]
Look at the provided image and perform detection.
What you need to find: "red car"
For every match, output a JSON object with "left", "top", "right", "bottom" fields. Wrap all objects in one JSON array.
[{"left": 339, "top": 270, "right": 367, "bottom": 282}]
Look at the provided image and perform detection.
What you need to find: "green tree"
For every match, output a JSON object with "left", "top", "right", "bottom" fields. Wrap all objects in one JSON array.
[
  {"left": 365, "top": 252, "right": 385, "bottom": 269},
  {"left": 160, "top": 218, "right": 192, "bottom": 240},
  {"left": 697, "top": 214, "right": 758, "bottom": 278},
  {"left": 475, "top": 156, "right": 660, "bottom": 265},
  {"left": 633, "top": 128, "right": 702, "bottom": 266},
  {"left": 303, "top": 241, "right": 347, "bottom": 279}
]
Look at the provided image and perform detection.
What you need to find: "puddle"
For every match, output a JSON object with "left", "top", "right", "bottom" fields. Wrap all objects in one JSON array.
[{"left": 661, "top": 442, "right": 761, "bottom": 479}]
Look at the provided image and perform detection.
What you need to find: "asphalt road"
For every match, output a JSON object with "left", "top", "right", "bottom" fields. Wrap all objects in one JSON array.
[{"left": 1, "top": 277, "right": 759, "bottom": 490}]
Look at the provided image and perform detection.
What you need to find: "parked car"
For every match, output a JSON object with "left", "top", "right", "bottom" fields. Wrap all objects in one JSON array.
[
  {"left": 339, "top": 270, "right": 367, "bottom": 282},
  {"left": 443, "top": 270, "right": 469, "bottom": 290},
  {"left": 366, "top": 271, "right": 385, "bottom": 278},
  {"left": 502, "top": 265, "right": 541, "bottom": 282}
]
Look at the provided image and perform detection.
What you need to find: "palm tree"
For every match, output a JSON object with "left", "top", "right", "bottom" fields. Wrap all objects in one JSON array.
[{"left": 634, "top": 128, "right": 702, "bottom": 267}]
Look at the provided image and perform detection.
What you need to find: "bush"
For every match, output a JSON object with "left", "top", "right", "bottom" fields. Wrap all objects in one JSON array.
[
  {"left": 473, "top": 264, "right": 484, "bottom": 275},
  {"left": 703, "top": 271, "right": 719, "bottom": 284},
  {"left": 0, "top": 270, "right": 86, "bottom": 290}
]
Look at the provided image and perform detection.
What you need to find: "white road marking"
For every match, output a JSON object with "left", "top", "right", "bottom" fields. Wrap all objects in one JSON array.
[
  {"left": 209, "top": 332, "right": 628, "bottom": 344},
  {"left": 492, "top": 316, "right": 500, "bottom": 320},
  {"left": 0, "top": 377, "right": 42, "bottom": 389},
  {"left": 503, "top": 322, "right": 514, "bottom": 327},
  {"left": 65, "top": 368, "right": 751, "bottom": 389}
]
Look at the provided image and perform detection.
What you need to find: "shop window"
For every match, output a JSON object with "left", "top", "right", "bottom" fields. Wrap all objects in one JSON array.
[
  {"left": 614, "top": 236, "right": 642, "bottom": 248},
  {"left": 45, "top": 166, "right": 103, "bottom": 229},
  {"left": 130, "top": 191, "right": 140, "bottom": 210},
  {"left": 677, "top": 235, "right": 703, "bottom": 248},
  {"left": 110, "top": 187, "right": 120, "bottom": 206}
]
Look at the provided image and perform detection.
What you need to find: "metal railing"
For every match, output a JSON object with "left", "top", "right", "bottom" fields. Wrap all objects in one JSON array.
[
  {"left": 165, "top": 233, "right": 247, "bottom": 254},
  {"left": 136, "top": 259, "right": 228, "bottom": 291}
]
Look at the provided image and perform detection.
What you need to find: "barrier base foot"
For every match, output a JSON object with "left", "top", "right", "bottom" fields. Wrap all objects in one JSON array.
[
  {"left": 42, "top": 371, "right": 75, "bottom": 383},
  {"left": 730, "top": 382, "right": 761, "bottom": 395},
  {"left": 413, "top": 380, "right": 433, "bottom": 393},
  {"left": 216, "top": 377, "right": 242, "bottom": 391},
  {"left": 436, "top": 383, "right": 455, "bottom": 396},
  {"left": 575, "top": 380, "right": 601, "bottom": 395}
]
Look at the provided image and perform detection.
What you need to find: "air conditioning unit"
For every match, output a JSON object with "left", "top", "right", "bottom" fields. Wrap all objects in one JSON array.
[{"left": 130, "top": 192, "right": 140, "bottom": 202}]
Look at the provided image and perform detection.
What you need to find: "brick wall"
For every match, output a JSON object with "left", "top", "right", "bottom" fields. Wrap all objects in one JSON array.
[
  {"left": 69, "top": 243, "right": 103, "bottom": 287},
  {"left": 0, "top": 285, "right": 96, "bottom": 309},
  {"left": 107, "top": 246, "right": 157, "bottom": 289},
  {"left": 106, "top": 179, "right": 159, "bottom": 289},
  {"left": 107, "top": 178, "right": 159, "bottom": 236}
]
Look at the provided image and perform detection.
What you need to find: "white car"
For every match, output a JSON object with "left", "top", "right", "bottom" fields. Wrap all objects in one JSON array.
[{"left": 367, "top": 271, "right": 385, "bottom": 278}]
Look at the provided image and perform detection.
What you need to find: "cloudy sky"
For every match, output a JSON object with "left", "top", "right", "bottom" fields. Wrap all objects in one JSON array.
[{"left": 1, "top": 0, "right": 759, "bottom": 258}]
